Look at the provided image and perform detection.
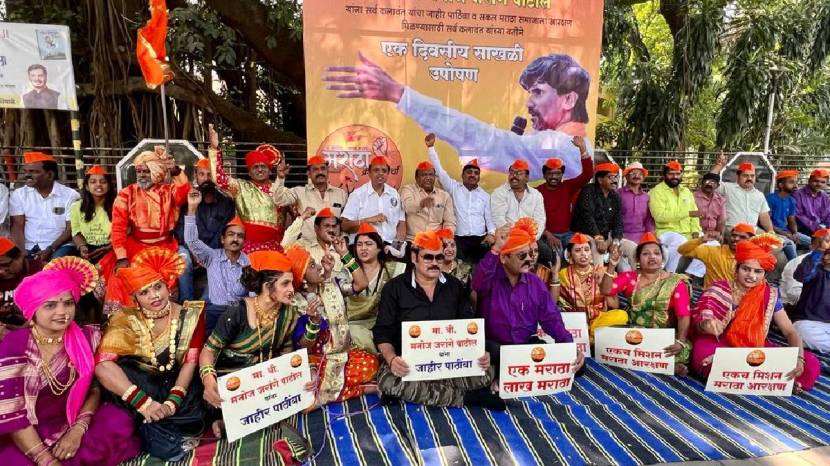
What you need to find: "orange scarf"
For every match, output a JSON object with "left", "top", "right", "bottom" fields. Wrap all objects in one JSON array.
[{"left": 724, "top": 282, "right": 769, "bottom": 348}]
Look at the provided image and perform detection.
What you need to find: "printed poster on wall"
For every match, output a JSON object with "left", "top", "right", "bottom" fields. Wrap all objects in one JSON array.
[
  {"left": 705, "top": 347, "right": 797, "bottom": 397},
  {"left": 304, "top": 0, "right": 605, "bottom": 192},
  {"left": 401, "top": 318, "right": 486, "bottom": 381},
  {"left": 0, "top": 22, "right": 77, "bottom": 110}
]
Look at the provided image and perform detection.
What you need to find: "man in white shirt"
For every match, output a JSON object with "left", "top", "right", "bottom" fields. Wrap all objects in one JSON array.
[
  {"left": 10, "top": 152, "right": 79, "bottom": 261},
  {"left": 490, "top": 159, "right": 550, "bottom": 265},
  {"left": 324, "top": 52, "right": 591, "bottom": 180},
  {"left": 426, "top": 133, "right": 495, "bottom": 263},
  {"left": 341, "top": 155, "right": 406, "bottom": 246}
]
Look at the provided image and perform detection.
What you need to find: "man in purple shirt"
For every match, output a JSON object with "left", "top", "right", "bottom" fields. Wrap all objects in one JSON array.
[
  {"left": 618, "top": 162, "right": 655, "bottom": 242},
  {"left": 793, "top": 169, "right": 830, "bottom": 235},
  {"left": 473, "top": 221, "right": 584, "bottom": 373}
]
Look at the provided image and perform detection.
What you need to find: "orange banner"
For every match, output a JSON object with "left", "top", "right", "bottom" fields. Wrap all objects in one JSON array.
[{"left": 304, "top": 0, "right": 604, "bottom": 191}]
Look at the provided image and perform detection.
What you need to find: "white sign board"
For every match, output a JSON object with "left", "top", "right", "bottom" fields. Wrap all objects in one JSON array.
[
  {"left": 594, "top": 327, "right": 675, "bottom": 375},
  {"left": 705, "top": 347, "right": 797, "bottom": 397},
  {"left": 0, "top": 23, "right": 77, "bottom": 110},
  {"left": 218, "top": 349, "right": 313, "bottom": 443},
  {"left": 499, "top": 343, "right": 576, "bottom": 399},
  {"left": 401, "top": 318, "right": 485, "bottom": 381}
]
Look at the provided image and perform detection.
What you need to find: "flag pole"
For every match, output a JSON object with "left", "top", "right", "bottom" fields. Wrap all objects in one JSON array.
[{"left": 160, "top": 83, "right": 170, "bottom": 155}]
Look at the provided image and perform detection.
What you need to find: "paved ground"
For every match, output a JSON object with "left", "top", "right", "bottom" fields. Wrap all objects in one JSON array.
[{"left": 655, "top": 446, "right": 830, "bottom": 465}]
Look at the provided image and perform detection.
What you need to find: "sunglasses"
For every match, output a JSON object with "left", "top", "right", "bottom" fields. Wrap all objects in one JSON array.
[
  {"left": 420, "top": 253, "right": 445, "bottom": 262},
  {"left": 511, "top": 251, "right": 530, "bottom": 260}
]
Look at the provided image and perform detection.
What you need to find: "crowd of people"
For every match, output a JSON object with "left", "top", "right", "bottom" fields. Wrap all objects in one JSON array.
[{"left": 0, "top": 127, "right": 828, "bottom": 465}]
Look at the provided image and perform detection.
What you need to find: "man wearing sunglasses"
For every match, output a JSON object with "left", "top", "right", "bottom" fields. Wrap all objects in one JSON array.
[
  {"left": 473, "top": 221, "right": 585, "bottom": 379},
  {"left": 373, "top": 230, "right": 504, "bottom": 410}
]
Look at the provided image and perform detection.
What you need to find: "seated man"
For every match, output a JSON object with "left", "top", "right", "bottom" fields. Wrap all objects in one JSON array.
[
  {"left": 473, "top": 221, "right": 584, "bottom": 375},
  {"left": 649, "top": 160, "right": 701, "bottom": 272},
  {"left": 793, "top": 168, "right": 830, "bottom": 236},
  {"left": 373, "top": 231, "right": 503, "bottom": 410},
  {"left": 0, "top": 237, "right": 43, "bottom": 341},
  {"left": 10, "top": 151, "right": 79, "bottom": 261},
  {"left": 677, "top": 223, "right": 754, "bottom": 288},
  {"left": 767, "top": 170, "right": 810, "bottom": 260},
  {"left": 791, "top": 228, "right": 830, "bottom": 352},
  {"left": 781, "top": 229, "right": 830, "bottom": 308},
  {"left": 618, "top": 162, "right": 654, "bottom": 243}
]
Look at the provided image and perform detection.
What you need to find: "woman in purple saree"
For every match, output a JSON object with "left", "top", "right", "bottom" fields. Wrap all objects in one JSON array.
[{"left": 0, "top": 259, "right": 139, "bottom": 465}]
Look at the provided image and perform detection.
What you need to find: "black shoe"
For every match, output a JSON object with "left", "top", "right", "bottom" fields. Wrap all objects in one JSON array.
[
  {"left": 463, "top": 387, "right": 506, "bottom": 411},
  {"left": 380, "top": 394, "right": 400, "bottom": 406}
]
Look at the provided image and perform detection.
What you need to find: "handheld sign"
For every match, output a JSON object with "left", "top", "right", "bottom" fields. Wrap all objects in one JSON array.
[
  {"left": 705, "top": 347, "right": 797, "bottom": 396},
  {"left": 218, "top": 349, "right": 313, "bottom": 443},
  {"left": 561, "top": 313, "right": 592, "bottom": 358},
  {"left": 499, "top": 343, "right": 576, "bottom": 399},
  {"left": 401, "top": 318, "right": 485, "bottom": 381},
  {"left": 594, "top": 327, "right": 675, "bottom": 375}
]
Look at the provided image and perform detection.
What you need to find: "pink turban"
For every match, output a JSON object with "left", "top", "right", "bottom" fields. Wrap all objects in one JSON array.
[{"left": 14, "top": 269, "right": 94, "bottom": 424}]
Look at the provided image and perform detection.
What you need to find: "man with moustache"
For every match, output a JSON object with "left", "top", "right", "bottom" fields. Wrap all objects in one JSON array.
[
  {"left": 710, "top": 156, "right": 775, "bottom": 234},
  {"left": 537, "top": 136, "right": 594, "bottom": 253},
  {"left": 793, "top": 168, "right": 830, "bottom": 236},
  {"left": 767, "top": 170, "right": 810, "bottom": 260},
  {"left": 570, "top": 163, "right": 637, "bottom": 270},
  {"left": 10, "top": 151, "right": 79, "bottom": 261},
  {"left": 426, "top": 133, "right": 495, "bottom": 263},
  {"left": 183, "top": 189, "right": 248, "bottom": 331},
  {"left": 693, "top": 173, "right": 726, "bottom": 242},
  {"left": 491, "top": 160, "right": 550, "bottom": 265},
  {"left": 649, "top": 160, "right": 701, "bottom": 272},
  {"left": 373, "top": 231, "right": 502, "bottom": 410},
  {"left": 272, "top": 154, "right": 347, "bottom": 243},
  {"left": 678, "top": 223, "right": 755, "bottom": 288},
  {"left": 22, "top": 64, "right": 66, "bottom": 109},
  {"left": 174, "top": 158, "right": 235, "bottom": 301},
  {"left": 473, "top": 222, "right": 584, "bottom": 376},
  {"left": 618, "top": 162, "right": 655, "bottom": 243},
  {"left": 400, "top": 157, "right": 455, "bottom": 241},
  {"left": 341, "top": 155, "right": 406, "bottom": 246}
]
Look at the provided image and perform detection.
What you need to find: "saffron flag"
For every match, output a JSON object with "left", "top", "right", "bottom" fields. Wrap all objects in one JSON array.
[{"left": 136, "top": 0, "right": 173, "bottom": 89}]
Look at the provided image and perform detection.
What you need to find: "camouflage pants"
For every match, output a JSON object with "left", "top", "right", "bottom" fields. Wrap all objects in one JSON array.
[{"left": 377, "top": 362, "right": 494, "bottom": 408}]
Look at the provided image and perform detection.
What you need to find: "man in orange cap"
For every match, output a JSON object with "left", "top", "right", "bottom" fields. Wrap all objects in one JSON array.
[
  {"left": 173, "top": 156, "right": 235, "bottom": 301},
  {"left": 425, "top": 133, "right": 495, "bottom": 263},
  {"left": 710, "top": 154, "right": 775, "bottom": 234},
  {"left": 374, "top": 230, "right": 502, "bottom": 410},
  {"left": 182, "top": 189, "right": 248, "bottom": 330},
  {"left": 678, "top": 223, "right": 756, "bottom": 288},
  {"left": 10, "top": 151, "right": 80, "bottom": 261},
  {"left": 272, "top": 153, "right": 347, "bottom": 242},
  {"left": 792, "top": 168, "right": 830, "bottom": 236},
  {"left": 649, "top": 159, "right": 701, "bottom": 273},
  {"left": 0, "top": 236, "right": 44, "bottom": 340},
  {"left": 341, "top": 154, "right": 406, "bottom": 245},
  {"left": 767, "top": 170, "right": 810, "bottom": 259},
  {"left": 491, "top": 158, "right": 550, "bottom": 265},
  {"left": 618, "top": 161, "right": 654, "bottom": 243},
  {"left": 401, "top": 157, "right": 455, "bottom": 242},
  {"left": 206, "top": 124, "right": 288, "bottom": 251}
]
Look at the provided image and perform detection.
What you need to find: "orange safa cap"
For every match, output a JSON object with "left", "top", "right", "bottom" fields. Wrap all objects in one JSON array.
[
  {"left": 510, "top": 160, "right": 529, "bottom": 172},
  {"left": 86, "top": 165, "right": 107, "bottom": 176},
  {"left": 412, "top": 231, "right": 443, "bottom": 252},
  {"left": 23, "top": 151, "right": 56, "bottom": 165},
  {"left": 665, "top": 160, "right": 683, "bottom": 172},
  {"left": 732, "top": 223, "right": 755, "bottom": 235},
  {"left": 436, "top": 228, "right": 454, "bottom": 240},
  {"left": 416, "top": 161, "right": 434, "bottom": 171},
  {"left": 811, "top": 168, "right": 829, "bottom": 179},
  {"left": 544, "top": 158, "right": 564, "bottom": 170},
  {"left": 356, "top": 223, "right": 377, "bottom": 235},
  {"left": 463, "top": 159, "right": 479, "bottom": 169},
  {"left": 307, "top": 155, "right": 326, "bottom": 166},
  {"left": 775, "top": 170, "right": 798, "bottom": 180},
  {"left": 369, "top": 155, "right": 389, "bottom": 167},
  {"left": 638, "top": 232, "right": 659, "bottom": 246},
  {"left": 284, "top": 245, "right": 311, "bottom": 290},
  {"left": 226, "top": 216, "right": 244, "bottom": 229},
  {"left": 500, "top": 227, "right": 534, "bottom": 256},
  {"left": 248, "top": 250, "right": 292, "bottom": 273},
  {"left": 195, "top": 158, "right": 210, "bottom": 170},
  {"left": 0, "top": 237, "right": 15, "bottom": 255},
  {"left": 738, "top": 162, "right": 755, "bottom": 173},
  {"left": 813, "top": 228, "right": 830, "bottom": 238},
  {"left": 316, "top": 207, "right": 335, "bottom": 219},
  {"left": 595, "top": 163, "right": 619, "bottom": 174},
  {"left": 569, "top": 233, "right": 591, "bottom": 245},
  {"left": 116, "top": 266, "right": 164, "bottom": 295},
  {"left": 513, "top": 217, "right": 538, "bottom": 239}
]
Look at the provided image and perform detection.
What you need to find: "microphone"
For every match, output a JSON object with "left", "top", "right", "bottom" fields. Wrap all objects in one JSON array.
[{"left": 511, "top": 116, "right": 527, "bottom": 135}]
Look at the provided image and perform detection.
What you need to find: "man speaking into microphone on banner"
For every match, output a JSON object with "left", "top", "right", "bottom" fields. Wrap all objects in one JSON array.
[{"left": 324, "top": 51, "right": 592, "bottom": 181}]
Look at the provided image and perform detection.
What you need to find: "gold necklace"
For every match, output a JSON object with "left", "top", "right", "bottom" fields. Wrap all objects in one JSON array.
[
  {"left": 33, "top": 331, "right": 76, "bottom": 396},
  {"left": 141, "top": 301, "right": 171, "bottom": 319},
  {"left": 141, "top": 310, "right": 178, "bottom": 372},
  {"left": 252, "top": 297, "right": 280, "bottom": 362},
  {"left": 32, "top": 326, "right": 64, "bottom": 345}
]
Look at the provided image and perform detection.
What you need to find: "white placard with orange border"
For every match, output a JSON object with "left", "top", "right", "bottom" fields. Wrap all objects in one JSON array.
[
  {"left": 401, "top": 318, "right": 485, "bottom": 381},
  {"left": 594, "top": 327, "right": 675, "bottom": 375},
  {"left": 499, "top": 342, "right": 576, "bottom": 399},
  {"left": 705, "top": 347, "right": 797, "bottom": 396},
  {"left": 218, "top": 349, "right": 313, "bottom": 443}
]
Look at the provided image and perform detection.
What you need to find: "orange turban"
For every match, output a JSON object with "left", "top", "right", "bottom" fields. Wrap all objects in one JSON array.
[
  {"left": 369, "top": 156, "right": 389, "bottom": 167},
  {"left": 284, "top": 245, "right": 311, "bottom": 290},
  {"left": 737, "top": 162, "right": 755, "bottom": 173},
  {"left": 544, "top": 158, "right": 564, "bottom": 170},
  {"left": 813, "top": 228, "right": 830, "bottom": 239},
  {"left": 23, "top": 151, "right": 56, "bottom": 164},
  {"left": 226, "top": 216, "right": 244, "bottom": 229},
  {"left": 513, "top": 217, "right": 538, "bottom": 239},
  {"left": 116, "top": 266, "right": 164, "bottom": 295},
  {"left": 735, "top": 234, "right": 783, "bottom": 272},
  {"left": 569, "top": 233, "right": 590, "bottom": 245},
  {"left": 500, "top": 227, "right": 534, "bottom": 256},
  {"left": 665, "top": 160, "right": 682, "bottom": 172},
  {"left": 416, "top": 161, "right": 434, "bottom": 171},
  {"left": 595, "top": 163, "right": 619, "bottom": 174},
  {"left": 86, "top": 165, "right": 107, "bottom": 176},
  {"left": 811, "top": 168, "right": 829, "bottom": 179},
  {"left": 412, "top": 231, "right": 443, "bottom": 252},
  {"left": 356, "top": 223, "right": 378, "bottom": 235},
  {"left": 510, "top": 160, "right": 529, "bottom": 172},
  {"left": 195, "top": 158, "right": 210, "bottom": 170},
  {"left": 732, "top": 223, "right": 755, "bottom": 235},
  {"left": 463, "top": 159, "right": 479, "bottom": 169},
  {"left": 316, "top": 207, "right": 335, "bottom": 219},
  {"left": 638, "top": 232, "right": 659, "bottom": 246},
  {"left": 436, "top": 228, "right": 454, "bottom": 240},
  {"left": 307, "top": 155, "right": 326, "bottom": 166},
  {"left": 775, "top": 170, "right": 798, "bottom": 180},
  {"left": 0, "top": 237, "right": 16, "bottom": 255},
  {"left": 245, "top": 149, "right": 277, "bottom": 168},
  {"left": 248, "top": 250, "right": 292, "bottom": 273}
]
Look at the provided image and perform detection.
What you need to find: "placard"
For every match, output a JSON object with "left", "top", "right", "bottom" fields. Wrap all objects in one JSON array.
[
  {"left": 217, "top": 349, "right": 313, "bottom": 443},
  {"left": 705, "top": 347, "right": 797, "bottom": 397},
  {"left": 0, "top": 23, "right": 78, "bottom": 110},
  {"left": 561, "top": 312, "right": 591, "bottom": 358},
  {"left": 499, "top": 342, "right": 576, "bottom": 399},
  {"left": 594, "top": 327, "right": 675, "bottom": 375},
  {"left": 401, "top": 318, "right": 485, "bottom": 381}
]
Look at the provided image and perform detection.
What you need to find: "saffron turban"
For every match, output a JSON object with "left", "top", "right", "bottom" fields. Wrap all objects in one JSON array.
[
  {"left": 811, "top": 169, "right": 829, "bottom": 179},
  {"left": 416, "top": 161, "right": 434, "bottom": 171},
  {"left": 813, "top": 228, "right": 830, "bottom": 239},
  {"left": 638, "top": 232, "right": 659, "bottom": 246},
  {"left": 195, "top": 158, "right": 210, "bottom": 170},
  {"left": 133, "top": 147, "right": 169, "bottom": 184},
  {"left": 665, "top": 160, "right": 682, "bottom": 172},
  {"left": 284, "top": 245, "right": 312, "bottom": 290},
  {"left": 569, "top": 233, "right": 591, "bottom": 245},
  {"left": 595, "top": 163, "right": 619, "bottom": 174},
  {"left": 510, "top": 160, "right": 529, "bottom": 172},
  {"left": 245, "top": 148, "right": 278, "bottom": 169},
  {"left": 775, "top": 170, "right": 798, "bottom": 180},
  {"left": 369, "top": 156, "right": 389, "bottom": 167},
  {"left": 248, "top": 250, "right": 292, "bottom": 273},
  {"left": 86, "top": 165, "right": 107, "bottom": 176},
  {"left": 226, "top": 216, "right": 244, "bottom": 229},
  {"left": 732, "top": 223, "right": 755, "bottom": 235},
  {"left": 23, "top": 151, "right": 56, "bottom": 164},
  {"left": 463, "top": 159, "right": 479, "bottom": 170},
  {"left": 307, "top": 155, "right": 326, "bottom": 166},
  {"left": 0, "top": 237, "right": 15, "bottom": 255},
  {"left": 116, "top": 247, "right": 185, "bottom": 294},
  {"left": 436, "top": 228, "right": 454, "bottom": 240},
  {"left": 738, "top": 162, "right": 755, "bottom": 173},
  {"left": 735, "top": 234, "right": 783, "bottom": 272},
  {"left": 413, "top": 231, "right": 443, "bottom": 252},
  {"left": 357, "top": 223, "right": 378, "bottom": 235},
  {"left": 544, "top": 158, "right": 564, "bottom": 171},
  {"left": 500, "top": 226, "right": 534, "bottom": 256}
]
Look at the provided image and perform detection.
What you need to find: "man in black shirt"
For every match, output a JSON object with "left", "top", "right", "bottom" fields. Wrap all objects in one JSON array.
[{"left": 373, "top": 230, "right": 504, "bottom": 410}]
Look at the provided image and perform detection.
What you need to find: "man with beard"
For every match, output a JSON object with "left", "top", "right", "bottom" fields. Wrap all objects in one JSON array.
[
  {"left": 767, "top": 170, "right": 810, "bottom": 260},
  {"left": 10, "top": 151, "right": 79, "bottom": 261},
  {"left": 426, "top": 133, "right": 494, "bottom": 263},
  {"left": 537, "top": 136, "right": 594, "bottom": 253},
  {"left": 618, "top": 162, "right": 655, "bottom": 242},
  {"left": 678, "top": 223, "right": 755, "bottom": 288},
  {"left": 373, "top": 231, "right": 502, "bottom": 410},
  {"left": 473, "top": 222, "right": 584, "bottom": 377},
  {"left": 793, "top": 168, "right": 830, "bottom": 236},
  {"left": 570, "top": 163, "right": 637, "bottom": 270},
  {"left": 711, "top": 155, "right": 775, "bottom": 234},
  {"left": 272, "top": 154, "right": 347, "bottom": 243},
  {"left": 491, "top": 160, "right": 550, "bottom": 265},
  {"left": 105, "top": 146, "right": 190, "bottom": 311},
  {"left": 174, "top": 158, "right": 235, "bottom": 300},
  {"left": 400, "top": 158, "right": 455, "bottom": 241},
  {"left": 184, "top": 188, "right": 248, "bottom": 331},
  {"left": 341, "top": 156, "right": 406, "bottom": 245},
  {"left": 693, "top": 173, "right": 726, "bottom": 242},
  {"left": 649, "top": 160, "right": 700, "bottom": 272}
]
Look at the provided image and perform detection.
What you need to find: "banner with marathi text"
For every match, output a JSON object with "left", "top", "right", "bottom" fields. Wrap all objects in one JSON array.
[
  {"left": 401, "top": 318, "right": 486, "bottom": 381},
  {"left": 705, "top": 347, "right": 797, "bottom": 397},
  {"left": 303, "top": 0, "right": 604, "bottom": 191},
  {"left": 594, "top": 327, "right": 675, "bottom": 375}
]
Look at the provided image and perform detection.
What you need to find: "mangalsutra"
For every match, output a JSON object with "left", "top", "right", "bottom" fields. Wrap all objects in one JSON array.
[
  {"left": 32, "top": 326, "right": 63, "bottom": 345},
  {"left": 32, "top": 327, "right": 75, "bottom": 395},
  {"left": 141, "top": 300, "right": 172, "bottom": 319},
  {"left": 141, "top": 311, "right": 178, "bottom": 372}
]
